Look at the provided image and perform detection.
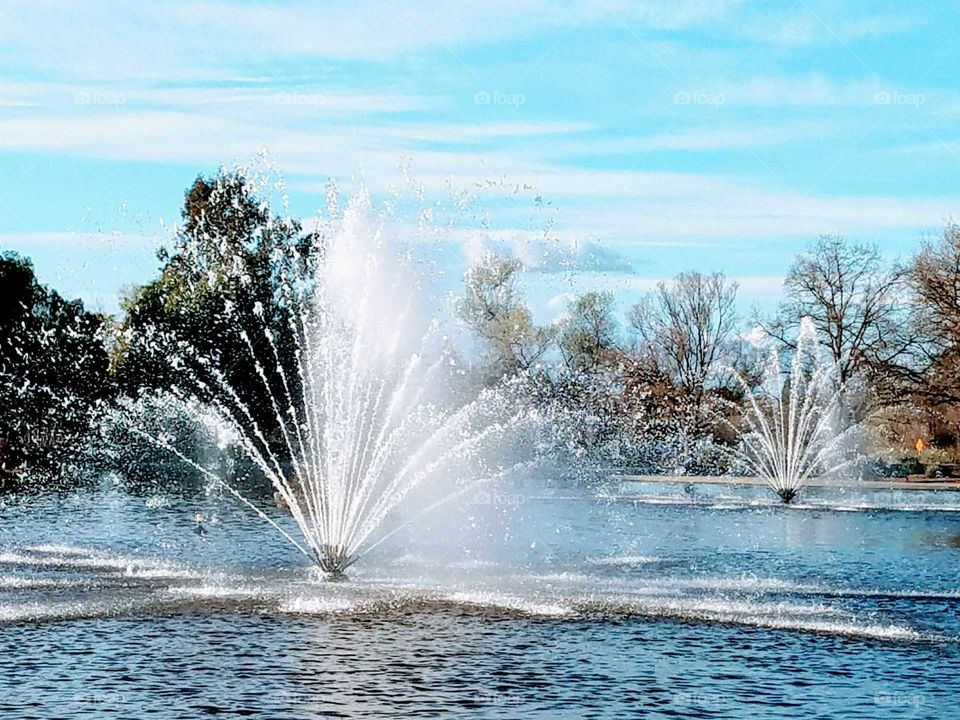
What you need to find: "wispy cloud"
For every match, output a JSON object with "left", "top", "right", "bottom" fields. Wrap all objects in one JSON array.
[
  {"left": 737, "top": 6, "right": 915, "bottom": 46},
  {"left": 458, "top": 233, "right": 636, "bottom": 274},
  {"left": 713, "top": 75, "right": 884, "bottom": 107},
  {"left": 0, "top": 0, "right": 742, "bottom": 80},
  {"left": 0, "top": 0, "right": 956, "bottom": 313}
]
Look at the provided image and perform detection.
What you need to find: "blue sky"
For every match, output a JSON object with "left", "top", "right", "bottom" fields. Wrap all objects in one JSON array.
[{"left": 1, "top": 0, "right": 958, "bottom": 319}]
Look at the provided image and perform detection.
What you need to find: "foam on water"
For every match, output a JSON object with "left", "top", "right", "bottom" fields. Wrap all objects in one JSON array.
[
  {"left": 0, "top": 576, "right": 89, "bottom": 590},
  {"left": 585, "top": 594, "right": 935, "bottom": 640},
  {"left": 0, "top": 509, "right": 952, "bottom": 644},
  {"left": 21, "top": 544, "right": 100, "bottom": 556},
  {"left": 441, "top": 590, "right": 576, "bottom": 618},
  {"left": 0, "top": 546, "right": 201, "bottom": 582},
  {"left": 618, "top": 492, "right": 960, "bottom": 515},
  {"left": 0, "top": 550, "right": 945, "bottom": 644},
  {"left": 586, "top": 554, "right": 662, "bottom": 567},
  {"left": 748, "top": 617, "right": 924, "bottom": 641},
  {"left": 167, "top": 584, "right": 269, "bottom": 599},
  {"left": 0, "top": 598, "right": 144, "bottom": 623},
  {"left": 655, "top": 575, "right": 817, "bottom": 593},
  {"left": 523, "top": 571, "right": 593, "bottom": 583},
  {"left": 638, "top": 596, "right": 840, "bottom": 618},
  {"left": 280, "top": 596, "right": 361, "bottom": 615}
]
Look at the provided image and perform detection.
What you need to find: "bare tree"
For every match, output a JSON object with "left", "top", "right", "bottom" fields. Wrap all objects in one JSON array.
[
  {"left": 763, "top": 235, "right": 913, "bottom": 388},
  {"left": 456, "top": 254, "right": 555, "bottom": 380},
  {"left": 906, "top": 222, "right": 960, "bottom": 406},
  {"left": 629, "top": 271, "right": 739, "bottom": 405}
]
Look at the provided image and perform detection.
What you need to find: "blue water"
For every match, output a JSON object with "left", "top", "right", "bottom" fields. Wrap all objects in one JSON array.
[{"left": 1, "top": 480, "right": 959, "bottom": 718}]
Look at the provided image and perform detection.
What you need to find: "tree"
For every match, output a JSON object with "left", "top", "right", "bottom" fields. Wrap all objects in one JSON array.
[
  {"left": 629, "top": 271, "right": 739, "bottom": 406},
  {"left": 456, "top": 254, "right": 555, "bottom": 381},
  {"left": 112, "top": 171, "right": 317, "bottom": 448},
  {"left": 763, "top": 236, "right": 912, "bottom": 389},
  {"left": 0, "top": 252, "right": 111, "bottom": 475},
  {"left": 113, "top": 172, "right": 313, "bottom": 386},
  {"left": 558, "top": 291, "right": 618, "bottom": 373},
  {"left": 906, "top": 222, "right": 960, "bottom": 406}
]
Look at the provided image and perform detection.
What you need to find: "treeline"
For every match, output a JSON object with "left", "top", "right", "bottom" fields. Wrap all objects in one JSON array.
[
  {"left": 456, "top": 231, "right": 960, "bottom": 471},
  {"left": 0, "top": 254, "right": 112, "bottom": 482},
  {"left": 1, "top": 171, "right": 317, "bottom": 485},
  {"left": 2, "top": 170, "right": 960, "bottom": 485}
]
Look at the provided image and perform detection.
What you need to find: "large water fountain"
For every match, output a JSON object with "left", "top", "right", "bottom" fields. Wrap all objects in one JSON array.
[{"left": 121, "top": 190, "right": 545, "bottom": 576}]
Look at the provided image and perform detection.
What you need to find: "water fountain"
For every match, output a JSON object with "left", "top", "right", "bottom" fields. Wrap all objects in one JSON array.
[
  {"left": 120, "top": 190, "right": 545, "bottom": 576},
  {"left": 734, "top": 318, "right": 858, "bottom": 503}
]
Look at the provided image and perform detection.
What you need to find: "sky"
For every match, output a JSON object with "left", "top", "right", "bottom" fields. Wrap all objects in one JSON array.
[{"left": 1, "top": 0, "right": 958, "bottom": 320}]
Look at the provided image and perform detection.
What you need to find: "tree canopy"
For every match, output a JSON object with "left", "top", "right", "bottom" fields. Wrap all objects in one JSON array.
[
  {"left": 112, "top": 172, "right": 317, "bottom": 444},
  {"left": 0, "top": 252, "right": 111, "bottom": 474}
]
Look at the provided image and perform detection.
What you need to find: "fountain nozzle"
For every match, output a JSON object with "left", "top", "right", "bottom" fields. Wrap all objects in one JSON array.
[{"left": 313, "top": 544, "right": 354, "bottom": 580}]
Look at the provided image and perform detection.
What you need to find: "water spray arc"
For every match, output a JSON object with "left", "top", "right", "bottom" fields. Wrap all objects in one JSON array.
[
  {"left": 128, "top": 192, "right": 542, "bottom": 576},
  {"left": 733, "top": 319, "right": 858, "bottom": 503}
]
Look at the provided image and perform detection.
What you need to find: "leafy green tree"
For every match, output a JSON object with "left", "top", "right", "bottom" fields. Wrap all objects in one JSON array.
[
  {"left": 456, "top": 254, "right": 555, "bottom": 382},
  {"left": 559, "top": 291, "right": 618, "bottom": 373},
  {"left": 0, "top": 252, "right": 111, "bottom": 476},
  {"left": 112, "top": 171, "right": 317, "bottom": 444}
]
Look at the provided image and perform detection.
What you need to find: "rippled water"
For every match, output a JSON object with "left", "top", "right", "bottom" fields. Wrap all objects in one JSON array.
[{"left": 2, "top": 479, "right": 960, "bottom": 718}]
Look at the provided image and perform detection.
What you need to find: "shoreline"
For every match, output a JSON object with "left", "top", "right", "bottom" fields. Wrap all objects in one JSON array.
[{"left": 613, "top": 474, "right": 960, "bottom": 492}]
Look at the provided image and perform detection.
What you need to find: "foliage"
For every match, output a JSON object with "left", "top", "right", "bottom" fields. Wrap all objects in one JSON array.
[
  {"left": 7, "top": 167, "right": 960, "bottom": 487},
  {"left": 111, "top": 171, "right": 317, "bottom": 446},
  {"left": 558, "top": 291, "right": 618, "bottom": 373},
  {"left": 0, "top": 252, "right": 112, "bottom": 480},
  {"left": 456, "top": 254, "right": 555, "bottom": 382}
]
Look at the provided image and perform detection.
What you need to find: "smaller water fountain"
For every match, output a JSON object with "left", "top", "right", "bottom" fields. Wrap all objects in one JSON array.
[{"left": 734, "top": 318, "right": 857, "bottom": 503}]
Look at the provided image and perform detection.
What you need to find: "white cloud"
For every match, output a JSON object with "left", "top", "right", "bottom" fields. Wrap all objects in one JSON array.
[
  {"left": 715, "top": 75, "right": 883, "bottom": 107},
  {"left": 0, "top": 0, "right": 743, "bottom": 80},
  {"left": 551, "top": 122, "right": 832, "bottom": 155},
  {"left": 0, "top": 102, "right": 951, "bottom": 247},
  {"left": 460, "top": 234, "right": 635, "bottom": 274},
  {"left": 738, "top": 8, "right": 914, "bottom": 46}
]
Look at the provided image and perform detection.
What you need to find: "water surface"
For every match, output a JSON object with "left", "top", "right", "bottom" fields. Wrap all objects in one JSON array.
[{"left": 2, "top": 480, "right": 958, "bottom": 718}]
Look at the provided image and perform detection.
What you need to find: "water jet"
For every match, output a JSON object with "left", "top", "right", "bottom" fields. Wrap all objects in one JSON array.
[
  {"left": 126, "top": 189, "right": 543, "bottom": 577},
  {"left": 733, "top": 318, "right": 858, "bottom": 503}
]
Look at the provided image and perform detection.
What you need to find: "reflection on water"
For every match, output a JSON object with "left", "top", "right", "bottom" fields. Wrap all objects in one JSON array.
[{"left": 1, "top": 482, "right": 960, "bottom": 717}]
